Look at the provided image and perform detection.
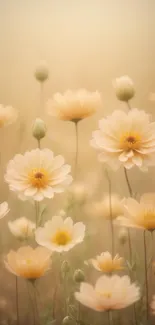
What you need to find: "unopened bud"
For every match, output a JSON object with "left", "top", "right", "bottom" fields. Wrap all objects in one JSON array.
[
  {"left": 118, "top": 228, "right": 128, "bottom": 245},
  {"left": 32, "top": 118, "right": 46, "bottom": 141},
  {"left": 113, "top": 76, "right": 135, "bottom": 102},
  {"left": 34, "top": 61, "right": 49, "bottom": 82},
  {"left": 61, "top": 260, "right": 70, "bottom": 274},
  {"left": 73, "top": 269, "right": 85, "bottom": 283}
]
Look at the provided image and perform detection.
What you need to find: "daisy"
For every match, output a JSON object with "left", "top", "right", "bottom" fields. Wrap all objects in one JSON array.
[
  {"left": 8, "top": 217, "right": 35, "bottom": 240},
  {"left": 90, "top": 252, "right": 124, "bottom": 273},
  {"left": 35, "top": 215, "right": 85, "bottom": 252},
  {"left": 91, "top": 109, "right": 155, "bottom": 170},
  {"left": 5, "top": 149, "right": 72, "bottom": 201},
  {"left": 47, "top": 89, "right": 102, "bottom": 122},
  {"left": 113, "top": 76, "right": 135, "bottom": 102},
  {"left": 75, "top": 275, "right": 140, "bottom": 311},
  {"left": 118, "top": 193, "right": 155, "bottom": 231},
  {"left": 5, "top": 246, "right": 52, "bottom": 280},
  {"left": 0, "top": 105, "right": 18, "bottom": 127}
]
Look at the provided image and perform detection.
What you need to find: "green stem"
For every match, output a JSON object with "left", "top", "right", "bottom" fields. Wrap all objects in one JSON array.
[
  {"left": 37, "top": 139, "right": 41, "bottom": 149},
  {"left": 127, "top": 101, "right": 131, "bottom": 110},
  {"left": 108, "top": 310, "right": 113, "bottom": 325},
  {"left": 124, "top": 168, "right": 133, "bottom": 197},
  {"left": 128, "top": 228, "right": 132, "bottom": 266},
  {"left": 74, "top": 121, "right": 79, "bottom": 180},
  {"left": 144, "top": 230, "right": 149, "bottom": 320},
  {"left": 105, "top": 170, "right": 114, "bottom": 257},
  {"left": 35, "top": 202, "right": 39, "bottom": 227},
  {"left": 27, "top": 281, "right": 36, "bottom": 325},
  {"left": 39, "top": 82, "right": 44, "bottom": 116},
  {"left": 15, "top": 277, "right": 19, "bottom": 325}
]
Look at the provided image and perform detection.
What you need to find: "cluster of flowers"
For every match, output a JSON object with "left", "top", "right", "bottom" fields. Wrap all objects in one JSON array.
[{"left": 1, "top": 65, "right": 155, "bottom": 323}]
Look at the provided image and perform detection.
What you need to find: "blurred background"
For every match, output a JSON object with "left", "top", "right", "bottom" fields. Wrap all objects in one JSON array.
[{"left": 0, "top": 0, "right": 154, "bottom": 323}]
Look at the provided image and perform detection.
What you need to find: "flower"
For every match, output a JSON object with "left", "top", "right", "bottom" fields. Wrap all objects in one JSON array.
[
  {"left": 88, "top": 194, "right": 123, "bottom": 219},
  {"left": 5, "top": 149, "right": 72, "bottom": 201},
  {"left": 151, "top": 295, "right": 155, "bottom": 314},
  {"left": 0, "top": 202, "right": 9, "bottom": 219},
  {"left": 0, "top": 105, "right": 18, "bottom": 127},
  {"left": 73, "top": 269, "right": 85, "bottom": 283},
  {"left": 68, "top": 182, "right": 88, "bottom": 203},
  {"left": 90, "top": 252, "right": 124, "bottom": 273},
  {"left": 118, "top": 193, "right": 155, "bottom": 231},
  {"left": 34, "top": 61, "right": 49, "bottom": 82},
  {"left": 8, "top": 217, "right": 35, "bottom": 240},
  {"left": 91, "top": 109, "right": 155, "bottom": 170},
  {"left": 5, "top": 246, "right": 52, "bottom": 280},
  {"left": 35, "top": 215, "right": 85, "bottom": 252},
  {"left": 47, "top": 89, "right": 102, "bottom": 122},
  {"left": 32, "top": 118, "right": 46, "bottom": 140},
  {"left": 113, "top": 76, "right": 135, "bottom": 101},
  {"left": 75, "top": 275, "right": 140, "bottom": 311}
]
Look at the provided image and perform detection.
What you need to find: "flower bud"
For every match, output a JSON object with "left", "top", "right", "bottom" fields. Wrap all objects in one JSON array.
[
  {"left": 61, "top": 260, "right": 70, "bottom": 274},
  {"left": 59, "top": 209, "right": 66, "bottom": 217},
  {"left": 118, "top": 228, "right": 128, "bottom": 245},
  {"left": 32, "top": 118, "right": 46, "bottom": 141},
  {"left": 62, "top": 316, "right": 73, "bottom": 325},
  {"left": 113, "top": 76, "right": 135, "bottom": 102},
  {"left": 73, "top": 269, "right": 85, "bottom": 283},
  {"left": 34, "top": 61, "right": 49, "bottom": 82}
]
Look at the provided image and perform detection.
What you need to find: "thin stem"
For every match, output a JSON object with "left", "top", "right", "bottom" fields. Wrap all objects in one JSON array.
[
  {"left": 33, "top": 284, "right": 40, "bottom": 324},
  {"left": 37, "top": 139, "right": 41, "bottom": 149},
  {"left": 39, "top": 82, "right": 44, "bottom": 116},
  {"left": 27, "top": 281, "right": 36, "bottom": 325},
  {"left": 108, "top": 310, "right": 113, "bottom": 325},
  {"left": 35, "top": 202, "right": 39, "bottom": 227},
  {"left": 128, "top": 228, "right": 132, "bottom": 266},
  {"left": 144, "top": 230, "right": 149, "bottom": 320},
  {"left": 105, "top": 170, "right": 114, "bottom": 256},
  {"left": 74, "top": 122, "right": 79, "bottom": 180},
  {"left": 127, "top": 101, "right": 131, "bottom": 110},
  {"left": 15, "top": 277, "right": 19, "bottom": 325},
  {"left": 124, "top": 167, "right": 133, "bottom": 197}
]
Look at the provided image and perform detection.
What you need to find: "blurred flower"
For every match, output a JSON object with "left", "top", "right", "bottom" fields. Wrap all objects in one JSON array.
[
  {"left": 68, "top": 182, "right": 88, "bottom": 203},
  {"left": 0, "top": 105, "right": 18, "bottom": 127},
  {"left": 113, "top": 76, "right": 135, "bottom": 102},
  {"left": 32, "top": 118, "right": 46, "bottom": 141},
  {"left": 8, "top": 217, "right": 35, "bottom": 240},
  {"left": 118, "top": 227, "right": 128, "bottom": 245},
  {"left": 90, "top": 252, "right": 124, "bottom": 273},
  {"left": 5, "top": 149, "right": 72, "bottom": 201},
  {"left": 35, "top": 215, "right": 85, "bottom": 252},
  {"left": 149, "top": 92, "right": 155, "bottom": 101},
  {"left": 75, "top": 275, "right": 140, "bottom": 311},
  {"left": 118, "top": 193, "right": 155, "bottom": 231},
  {"left": 73, "top": 269, "right": 85, "bottom": 283},
  {"left": 91, "top": 109, "right": 155, "bottom": 170},
  {"left": 0, "top": 202, "right": 9, "bottom": 219},
  {"left": 34, "top": 61, "right": 49, "bottom": 82},
  {"left": 47, "top": 89, "right": 102, "bottom": 122},
  {"left": 5, "top": 246, "right": 52, "bottom": 280},
  {"left": 151, "top": 295, "right": 155, "bottom": 314},
  {"left": 88, "top": 194, "right": 123, "bottom": 219}
]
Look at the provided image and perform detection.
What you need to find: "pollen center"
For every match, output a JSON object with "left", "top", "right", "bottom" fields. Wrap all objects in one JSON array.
[
  {"left": 120, "top": 132, "right": 141, "bottom": 151},
  {"left": 140, "top": 209, "right": 155, "bottom": 230},
  {"left": 52, "top": 230, "right": 72, "bottom": 246},
  {"left": 28, "top": 168, "right": 49, "bottom": 189}
]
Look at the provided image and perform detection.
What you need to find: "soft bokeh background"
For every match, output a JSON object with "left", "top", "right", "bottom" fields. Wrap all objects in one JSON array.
[{"left": 0, "top": 0, "right": 155, "bottom": 323}]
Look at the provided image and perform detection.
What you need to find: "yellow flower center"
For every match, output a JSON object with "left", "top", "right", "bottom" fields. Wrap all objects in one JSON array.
[
  {"left": 139, "top": 209, "right": 155, "bottom": 230},
  {"left": 98, "top": 291, "right": 112, "bottom": 298},
  {"left": 52, "top": 230, "right": 72, "bottom": 246},
  {"left": 120, "top": 132, "right": 141, "bottom": 151},
  {"left": 28, "top": 168, "right": 49, "bottom": 189}
]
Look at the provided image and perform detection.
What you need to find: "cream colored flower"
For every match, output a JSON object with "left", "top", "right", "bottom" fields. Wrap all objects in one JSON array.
[
  {"left": 90, "top": 252, "right": 124, "bottom": 273},
  {"left": 113, "top": 76, "right": 135, "bottom": 101},
  {"left": 5, "top": 149, "right": 72, "bottom": 201},
  {"left": 0, "top": 202, "right": 9, "bottom": 219},
  {"left": 91, "top": 109, "right": 155, "bottom": 170},
  {"left": 0, "top": 105, "right": 18, "bottom": 127},
  {"left": 151, "top": 295, "right": 155, "bottom": 314},
  {"left": 75, "top": 275, "right": 140, "bottom": 311},
  {"left": 118, "top": 193, "right": 155, "bottom": 231},
  {"left": 8, "top": 217, "right": 35, "bottom": 240},
  {"left": 47, "top": 89, "right": 102, "bottom": 122},
  {"left": 35, "top": 215, "right": 85, "bottom": 252},
  {"left": 89, "top": 194, "right": 123, "bottom": 219},
  {"left": 5, "top": 246, "right": 52, "bottom": 280}
]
